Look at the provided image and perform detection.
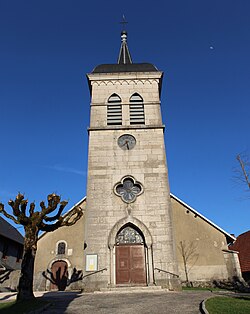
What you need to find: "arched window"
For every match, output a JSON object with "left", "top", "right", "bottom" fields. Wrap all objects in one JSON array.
[
  {"left": 129, "top": 93, "right": 145, "bottom": 125},
  {"left": 116, "top": 224, "right": 144, "bottom": 245},
  {"left": 107, "top": 94, "right": 122, "bottom": 125},
  {"left": 57, "top": 242, "right": 66, "bottom": 255}
]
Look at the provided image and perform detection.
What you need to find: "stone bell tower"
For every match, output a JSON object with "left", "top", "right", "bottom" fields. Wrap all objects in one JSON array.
[{"left": 84, "top": 30, "right": 180, "bottom": 290}]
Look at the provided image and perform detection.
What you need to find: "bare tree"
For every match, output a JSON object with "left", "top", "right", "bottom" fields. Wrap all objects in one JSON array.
[
  {"left": 235, "top": 153, "right": 250, "bottom": 191},
  {"left": 179, "top": 240, "right": 199, "bottom": 286},
  {"left": 0, "top": 193, "right": 83, "bottom": 301}
]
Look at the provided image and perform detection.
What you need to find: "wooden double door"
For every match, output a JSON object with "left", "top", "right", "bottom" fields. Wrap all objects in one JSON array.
[{"left": 116, "top": 244, "right": 146, "bottom": 285}]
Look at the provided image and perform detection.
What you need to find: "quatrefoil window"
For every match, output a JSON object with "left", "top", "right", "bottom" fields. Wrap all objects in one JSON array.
[{"left": 114, "top": 176, "right": 143, "bottom": 203}]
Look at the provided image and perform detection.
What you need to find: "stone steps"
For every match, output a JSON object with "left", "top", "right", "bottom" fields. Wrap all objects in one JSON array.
[{"left": 95, "top": 286, "right": 168, "bottom": 294}]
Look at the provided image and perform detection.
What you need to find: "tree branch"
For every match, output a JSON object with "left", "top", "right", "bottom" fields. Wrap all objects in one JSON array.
[
  {"left": 39, "top": 219, "right": 62, "bottom": 232},
  {"left": 40, "top": 201, "right": 46, "bottom": 212},
  {"left": 0, "top": 203, "right": 20, "bottom": 225},
  {"left": 20, "top": 200, "right": 28, "bottom": 215},
  {"left": 236, "top": 154, "right": 250, "bottom": 189},
  {"left": 43, "top": 201, "right": 68, "bottom": 222},
  {"left": 29, "top": 203, "right": 35, "bottom": 216},
  {"left": 39, "top": 206, "right": 83, "bottom": 232},
  {"left": 39, "top": 194, "right": 61, "bottom": 219}
]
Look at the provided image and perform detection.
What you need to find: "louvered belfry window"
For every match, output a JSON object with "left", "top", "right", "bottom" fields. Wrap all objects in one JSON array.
[
  {"left": 129, "top": 93, "right": 145, "bottom": 125},
  {"left": 107, "top": 94, "right": 122, "bottom": 125}
]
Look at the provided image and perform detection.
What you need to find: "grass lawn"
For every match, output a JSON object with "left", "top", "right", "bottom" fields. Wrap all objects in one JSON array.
[
  {"left": 182, "top": 286, "right": 224, "bottom": 292},
  {"left": 205, "top": 296, "right": 250, "bottom": 314},
  {"left": 0, "top": 298, "right": 50, "bottom": 314}
]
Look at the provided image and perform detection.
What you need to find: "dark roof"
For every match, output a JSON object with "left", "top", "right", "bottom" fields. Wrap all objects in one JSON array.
[
  {"left": 230, "top": 230, "right": 250, "bottom": 272},
  {"left": 0, "top": 216, "right": 24, "bottom": 245},
  {"left": 91, "top": 31, "right": 160, "bottom": 74},
  {"left": 91, "top": 63, "right": 160, "bottom": 74}
]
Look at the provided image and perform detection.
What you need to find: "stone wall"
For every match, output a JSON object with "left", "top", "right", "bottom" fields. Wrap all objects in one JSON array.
[
  {"left": 223, "top": 249, "right": 243, "bottom": 280},
  {"left": 84, "top": 71, "right": 179, "bottom": 289},
  {"left": 0, "top": 270, "right": 20, "bottom": 292}
]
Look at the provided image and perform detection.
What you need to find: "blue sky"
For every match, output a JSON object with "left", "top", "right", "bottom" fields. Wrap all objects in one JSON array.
[{"left": 0, "top": 0, "right": 249, "bottom": 236}]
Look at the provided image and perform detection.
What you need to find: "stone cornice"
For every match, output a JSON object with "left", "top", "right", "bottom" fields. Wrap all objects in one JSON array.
[
  {"left": 87, "top": 71, "right": 162, "bottom": 81},
  {"left": 88, "top": 124, "right": 165, "bottom": 132},
  {"left": 90, "top": 101, "right": 161, "bottom": 106},
  {"left": 90, "top": 78, "right": 160, "bottom": 86}
]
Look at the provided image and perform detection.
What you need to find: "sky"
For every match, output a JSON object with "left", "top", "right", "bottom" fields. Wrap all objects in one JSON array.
[{"left": 0, "top": 0, "right": 249, "bottom": 237}]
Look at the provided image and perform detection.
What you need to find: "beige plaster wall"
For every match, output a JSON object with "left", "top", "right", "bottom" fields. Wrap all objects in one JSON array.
[
  {"left": 34, "top": 200, "right": 86, "bottom": 291},
  {"left": 171, "top": 197, "right": 229, "bottom": 282}
]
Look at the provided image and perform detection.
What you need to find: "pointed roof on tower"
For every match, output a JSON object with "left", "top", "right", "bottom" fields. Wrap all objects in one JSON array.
[
  {"left": 118, "top": 31, "right": 132, "bottom": 64},
  {"left": 91, "top": 26, "right": 160, "bottom": 74}
]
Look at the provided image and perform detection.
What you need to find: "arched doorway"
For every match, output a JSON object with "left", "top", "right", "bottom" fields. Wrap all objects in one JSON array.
[
  {"left": 50, "top": 260, "right": 68, "bottom": 291},
  {"left": 115, "top": 224, "right": 146, "bottom": 285}
]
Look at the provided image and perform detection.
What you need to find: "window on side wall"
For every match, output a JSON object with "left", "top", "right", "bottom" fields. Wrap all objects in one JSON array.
[{"left": 57, "top": 242, "right": 66, "bottom": 255}]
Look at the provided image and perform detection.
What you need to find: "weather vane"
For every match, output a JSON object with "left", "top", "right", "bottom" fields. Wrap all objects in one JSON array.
[{"left": 120, "top": 14, "right": 128, "bottom": 31}]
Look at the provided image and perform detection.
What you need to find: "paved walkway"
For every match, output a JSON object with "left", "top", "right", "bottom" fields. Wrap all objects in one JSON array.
[
  {"left": 0, "top": 290, "right": 212, "bottom": 314},
  {"left": 47, "top": 291, "right": 213, "bottom": 314}
]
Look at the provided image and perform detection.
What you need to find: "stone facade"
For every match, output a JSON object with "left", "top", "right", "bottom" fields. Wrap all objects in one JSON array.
[
  {"left": 84, "top": 70, "right": 179, "bottom": 290},
  {"left": 88, "top": 74, "right": 163, "bottom": 128},
  {"left": 33, "top": 35, "right": 241, "bottom": 291}
]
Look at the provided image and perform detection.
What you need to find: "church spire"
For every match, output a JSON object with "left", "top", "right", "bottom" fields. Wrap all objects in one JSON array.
[{"left": 118, "top": 16, "right": 132, "bottom": 64}]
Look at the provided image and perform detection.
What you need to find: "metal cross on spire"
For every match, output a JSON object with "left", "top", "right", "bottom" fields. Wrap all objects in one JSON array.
[
  {"left": 118, "top": 15, "right": 132, "bottom": 64},
  {"left": 120, "top": 15, "right": 128, "bottom": 31}
]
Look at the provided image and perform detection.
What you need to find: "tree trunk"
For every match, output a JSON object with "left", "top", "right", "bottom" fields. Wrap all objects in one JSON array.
[
  {"left": 180, "top": 241, "right": 190, "bottom": 286},
  {"left": 17, "top": 247, "right": 36, "bottom": 301},
  {"left": 183, "top": 255, "right": 189, "bottom": 283}
]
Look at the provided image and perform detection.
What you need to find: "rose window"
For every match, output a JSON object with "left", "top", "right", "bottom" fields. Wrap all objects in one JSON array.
[{"left": 114, "top": 176, "right": 143, "bottom": 203}]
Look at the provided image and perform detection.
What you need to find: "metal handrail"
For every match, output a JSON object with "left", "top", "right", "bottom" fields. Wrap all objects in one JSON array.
[
  {"left": 83, "top": 268, "right": 107, "bottom": 279},
  {"left": 154, "top": 267, "right": 179, "bottom": 278}
]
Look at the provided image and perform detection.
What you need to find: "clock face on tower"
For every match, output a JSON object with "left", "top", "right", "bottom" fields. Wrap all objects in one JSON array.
[{"left": 118, "top": 134, "right": 136, "bottom": 150}]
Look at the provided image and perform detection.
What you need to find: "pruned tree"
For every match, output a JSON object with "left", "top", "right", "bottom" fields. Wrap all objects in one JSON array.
[
  {"left": 179, "top": 240, "right": 199, "bottom": 286},
  {"left": 0, "top": 193, "right": 83, "bottom": 301},
  {"left": 235, "top": 153, "right": 250, "bottom": 191}
]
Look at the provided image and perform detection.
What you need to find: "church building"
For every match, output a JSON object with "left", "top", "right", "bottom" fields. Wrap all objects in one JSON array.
[{"left": 34, "top": 31, "right": 241, "bottom": 292}]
